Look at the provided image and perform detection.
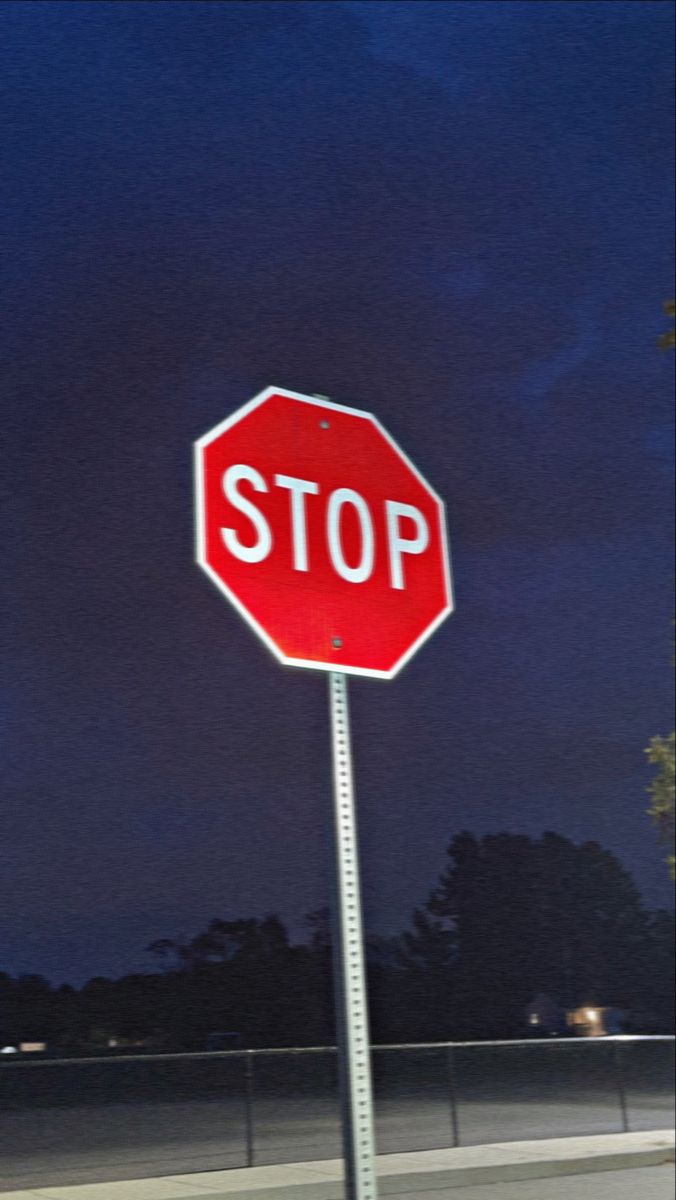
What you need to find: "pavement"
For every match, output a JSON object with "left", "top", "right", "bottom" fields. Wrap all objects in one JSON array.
[
  {"left": 2, "top": 1091, "right": 672, "bottom": 1190},
  {"left": 1, "top": 1130, "right": 673, "bottom": 1200}
]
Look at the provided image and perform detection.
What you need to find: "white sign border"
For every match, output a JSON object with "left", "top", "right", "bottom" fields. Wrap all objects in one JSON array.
[{"left": 194, "top": 386, "right": 454, "bottom": 679}]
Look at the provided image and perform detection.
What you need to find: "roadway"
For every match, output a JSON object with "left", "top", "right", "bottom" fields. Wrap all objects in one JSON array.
[
  {"left": 0, "top": 1133, "right": 674, "bottom": 1200},
  {"left": 0, "top": 1093, "right": 672, "bottom": 1191},
  {"left": 395, "top": 1168, "right": 676, "bottom": 1200}
]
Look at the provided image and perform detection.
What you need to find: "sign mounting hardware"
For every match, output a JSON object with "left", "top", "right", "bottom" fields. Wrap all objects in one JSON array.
[{"left": 194, "top": 386, "right": 454, "bottom": 1200}]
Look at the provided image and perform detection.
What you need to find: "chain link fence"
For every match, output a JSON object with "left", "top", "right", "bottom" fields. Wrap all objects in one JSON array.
[{"left": 0, "top": 1036, "right": 673, "bottom": 1190}]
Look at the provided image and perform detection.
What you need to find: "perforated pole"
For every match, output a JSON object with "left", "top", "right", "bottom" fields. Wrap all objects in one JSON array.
[{"left": 329, "top": 671, "right": 378, "bottom": 1200}]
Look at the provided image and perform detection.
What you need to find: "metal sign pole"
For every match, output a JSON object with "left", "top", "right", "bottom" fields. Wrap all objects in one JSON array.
[{"left": 328, "top": 671, "right": 378, "bottom": 1200}]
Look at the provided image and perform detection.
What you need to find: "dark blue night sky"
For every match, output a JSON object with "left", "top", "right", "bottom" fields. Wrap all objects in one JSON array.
[{"left": 2, "top": 1, "right": 674, "bottom": 985}]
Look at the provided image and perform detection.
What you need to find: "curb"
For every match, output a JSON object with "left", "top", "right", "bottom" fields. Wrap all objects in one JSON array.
[
  {"left": 190, "top": 1134, "right": 676, "bottom": 1199},
  {"left": 211, "top": 1137, "right": 676, "bottom": 1195},
  {"left": 2, "top": 1132, "right": 674, "bottom": 1199}
]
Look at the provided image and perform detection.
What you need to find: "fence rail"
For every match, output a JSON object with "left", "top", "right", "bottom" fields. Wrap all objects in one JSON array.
[
  {"left": 2, "top": 1032, "right": 672, "bottom": 1067},
  {"left": 0, "top": 1036, "right": 673, "bottom": 1191}
]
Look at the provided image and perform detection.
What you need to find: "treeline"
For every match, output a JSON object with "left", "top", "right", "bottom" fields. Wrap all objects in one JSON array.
[{"left": 1, "top": 833, "right": 674, "bottom": 1051}]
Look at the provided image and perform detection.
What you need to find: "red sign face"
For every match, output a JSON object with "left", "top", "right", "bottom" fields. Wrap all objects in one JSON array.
[{"left": 194, "top": 388, "right": 453, "bottom": 678}]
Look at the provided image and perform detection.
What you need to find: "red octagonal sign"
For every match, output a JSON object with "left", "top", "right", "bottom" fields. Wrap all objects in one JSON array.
[{"left": 194, "top": 388, "right": 453, "bottom": 678}]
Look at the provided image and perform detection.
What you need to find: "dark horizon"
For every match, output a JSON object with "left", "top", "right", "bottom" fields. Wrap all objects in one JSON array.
[
  {"left": 3, "top": 821, "right": 673, "bottom": 991},
  {"left": 2, "top": 831, "right": 673, "bottom": 1056}
]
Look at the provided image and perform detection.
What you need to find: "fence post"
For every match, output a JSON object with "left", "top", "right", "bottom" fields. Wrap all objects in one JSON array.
[
  {"left": 612, "top": 1041, "right": 630, "bottom": 1133},
  {"left": 244, "top": 1050, "right": 255, "bottom": 1167},
  {"left": 447, "top": 1045, "right": 461, "bottom": 1147}
]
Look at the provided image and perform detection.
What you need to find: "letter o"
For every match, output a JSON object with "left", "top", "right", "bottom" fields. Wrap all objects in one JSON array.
[{"left": 326, "top": 488, "right": 375, "bottom": 583}]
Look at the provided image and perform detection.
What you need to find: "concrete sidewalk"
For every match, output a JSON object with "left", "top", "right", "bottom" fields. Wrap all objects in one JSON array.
[{"left": 1, "top": 1130, "right": 673, "bottom": 1200}]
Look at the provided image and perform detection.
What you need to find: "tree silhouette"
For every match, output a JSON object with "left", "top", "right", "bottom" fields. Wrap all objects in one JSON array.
[
  {"left": 1, "top": 835, "right": 671, "bottom": 1052},
  {"left": 402, "top": 831, "right": 659, "bottom": 1038}
]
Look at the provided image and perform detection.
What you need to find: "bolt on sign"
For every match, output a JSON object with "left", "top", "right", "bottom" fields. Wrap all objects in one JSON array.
[
  {"left": 195, "top": 387, "right": 453, "bottom": 676},
  {"left": 194, "top": 387, "right": 454, "bottom": 1199}
]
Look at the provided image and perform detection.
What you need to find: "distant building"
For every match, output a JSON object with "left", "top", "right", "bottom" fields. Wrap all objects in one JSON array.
[
  {"left": 565, "top": 1006, "right": 624, "bottom": 1037},
  {"left": 526, "top": 992, "right": 628, "bottom": 1038},
  {"left": 524, "top": 993, "right": 566, "bottom": 1036}
]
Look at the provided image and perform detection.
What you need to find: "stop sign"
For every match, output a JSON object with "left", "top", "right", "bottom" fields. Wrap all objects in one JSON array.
[{"left": 194, "top": 387, "right": 453, "bottom": 678}]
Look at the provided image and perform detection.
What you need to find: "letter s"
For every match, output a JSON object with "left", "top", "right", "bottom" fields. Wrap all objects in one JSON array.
[{"left": 221, "top": 465, "right": 272, "bottom": 563}]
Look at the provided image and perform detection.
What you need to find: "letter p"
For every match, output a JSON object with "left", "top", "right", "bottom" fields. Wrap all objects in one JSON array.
[{"left": 385, "top": 501, "right": 429, "bottom": 590}]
